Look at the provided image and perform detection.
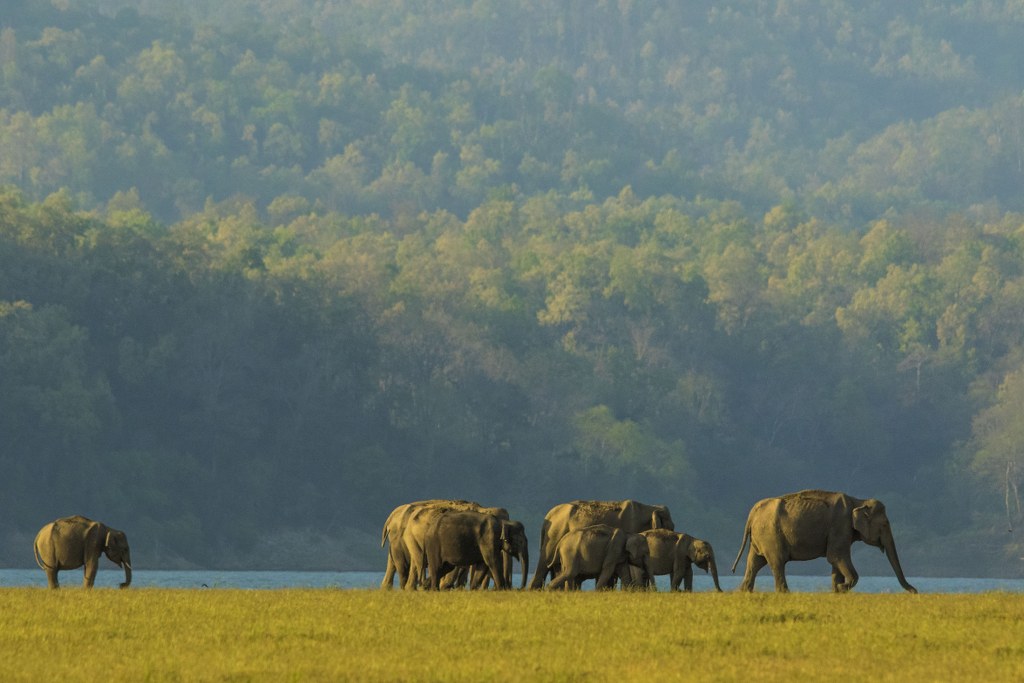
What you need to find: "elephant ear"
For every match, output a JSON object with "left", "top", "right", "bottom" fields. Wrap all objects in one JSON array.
[{"left": 852, "top": 504, "right": 872, "bottom": 539}]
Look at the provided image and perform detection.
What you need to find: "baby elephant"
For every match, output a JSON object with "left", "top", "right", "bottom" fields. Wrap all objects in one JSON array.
[
  {"left": 547, "top": 524, "right": 650, "bottom": 590},
  {"left": 637, "top": 528, "right": 721, "bottom": 592},
  {"left": 33, "top": 515, "right": 132, "bottom": 589}
]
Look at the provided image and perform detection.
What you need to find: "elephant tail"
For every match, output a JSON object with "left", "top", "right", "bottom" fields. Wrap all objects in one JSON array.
[
  {"left": 33, "top": 539, "right": 51, "bottom": 571},
  {"left": 381, "top": 524, "right": 389, "bottom": 548},
  {"left": 731, "top": 517, "right": 751, "bottom": 573}
]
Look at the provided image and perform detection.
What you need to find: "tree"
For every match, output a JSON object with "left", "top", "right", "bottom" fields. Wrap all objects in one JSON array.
[{"left": 969, "top": 366, "right": 1024, "bottom": 531}]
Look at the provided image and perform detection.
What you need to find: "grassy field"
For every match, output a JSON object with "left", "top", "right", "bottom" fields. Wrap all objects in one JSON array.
[{"left": 0, "top": 588, "right": 1022, "bottom": 681}]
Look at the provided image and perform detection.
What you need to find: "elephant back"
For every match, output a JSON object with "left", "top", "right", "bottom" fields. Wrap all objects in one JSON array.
[
  {"left": 640, "top": 528, "right": 681, "bottom": 560},
  {"left": 565, "top": 523, "right": 619, "bottom": 548},
  {"left": 558, "top": 501, "right": 618, "bottom": 534}
]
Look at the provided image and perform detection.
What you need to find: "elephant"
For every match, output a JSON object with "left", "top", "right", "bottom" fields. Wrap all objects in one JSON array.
[
  {"left": 635, "top": 529, "right": 722, "bottom": 592},
  {"left": 393, "top": 505, "right": 527, "bottom": 590},
  {"left": 33, "top": 515, "right": 132, "bottom": 589},
  {"left": 423, "top": 510, "right": 522, "bottom": 590},
  {"left": 380, "top": 499, "right": 509, "bottom": 589},
  {"left": 731, "top": 489, "right": 918, "bottom": 593},
  {"left": 457, "top": 520, "right": 529, "bottom": 590},
  {"left": 489, "top": 520, "right": 532, "bottom": 589},
  {"left": 547, "top": 524, "right": 651, "bottom": 590},
  {"left": 529, "top": 499, "right": 673, "bottom": 589},
  {"left": 396, "top": 505, "right": 449, "bottom": 589}
]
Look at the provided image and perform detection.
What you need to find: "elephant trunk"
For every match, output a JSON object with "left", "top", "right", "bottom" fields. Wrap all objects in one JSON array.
[
  {"left": 502, "top": 550, "right": 512, "bottom": 589},
  {"left": 120, "top": 551, "right": 132, "bottom": 589},
  {"left": 518, "top": 548, "right": 529, "bottom": 590},
  {"left": 707, "top": 553, "right": 722, "bottom": 592},
  {"left": 882, "top": 530, "right": 917, "bottom": 594}
]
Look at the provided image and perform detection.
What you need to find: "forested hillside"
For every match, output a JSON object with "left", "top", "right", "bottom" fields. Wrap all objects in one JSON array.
[{"left": 2, "top": 0, "right": 1024, "bottom": 574}]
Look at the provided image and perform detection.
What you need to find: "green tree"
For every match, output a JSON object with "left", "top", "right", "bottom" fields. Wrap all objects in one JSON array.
[{"left": 969, "top": 366, "right": 1024, "bottom": 531}]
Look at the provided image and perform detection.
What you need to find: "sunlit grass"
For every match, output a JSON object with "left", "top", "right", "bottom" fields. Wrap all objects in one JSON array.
[{"left": 0, "top": 588, "right": 1021, "bottom": 681}]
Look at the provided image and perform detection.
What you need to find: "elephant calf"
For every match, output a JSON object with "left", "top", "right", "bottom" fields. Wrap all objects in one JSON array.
[
  {"left": 547, "top": 524, "right": 651, "bottom": 590},
  {"left": 33, "top": 515, "right": 132, "bottom": 589},
  {"left": 637, "top": 529, "right": 722, "bottom": 592}
]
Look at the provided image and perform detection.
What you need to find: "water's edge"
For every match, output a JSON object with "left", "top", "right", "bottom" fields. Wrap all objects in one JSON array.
[{"left": 1, "top": 569, "right": 1022, "bottom": 592}]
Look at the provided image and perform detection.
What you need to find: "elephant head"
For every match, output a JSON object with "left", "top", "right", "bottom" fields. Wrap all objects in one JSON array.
[
  {"left": 500, "top": 520, "right": 530, "bottom": 590},
  {"left": 686, "top": 538, "right": 721, "bottom": 592},
  {"left": 852, "top": 499, "right": 916, "bottom": 594},
  {"left": 103, "top": 527, "right": 132, "bottom": 588},
  {"left": 623, "top": 532, "right": 652, "bottom": 585}
]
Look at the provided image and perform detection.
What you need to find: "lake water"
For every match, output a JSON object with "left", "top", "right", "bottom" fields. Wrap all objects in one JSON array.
[{"left": 2, "top": 569, "right": 1022, "bottom": 592}]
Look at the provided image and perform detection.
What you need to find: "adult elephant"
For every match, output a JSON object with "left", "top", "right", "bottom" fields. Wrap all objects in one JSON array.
[
  {"left": 547, "top": 524, "right": 651, "bottom": 590},
  {"left": 529, "top": 499, "right": 673, "bottom": 589},
  {"left": 33, "top": 515, "right": 132, "bottom": 589},
  {"left": 380, "top": 499, "right": 508, "bottom": 589},
  {"left": 731, "top": 490, "right": 917, "bottom": 593},
  {"left": 637, "top": 529, "right": 722, "bottom": 592},
  {"left": 423, "top": 510, "right": 518, "bottom": 591}
]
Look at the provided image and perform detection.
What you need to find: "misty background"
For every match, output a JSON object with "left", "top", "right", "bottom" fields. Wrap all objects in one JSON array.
[{"left": 2, "top": 0, "right": 1024, "bottom": 577}]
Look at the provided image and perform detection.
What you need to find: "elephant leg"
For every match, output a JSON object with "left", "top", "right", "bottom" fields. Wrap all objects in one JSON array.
[
  {"left": 402, "top": 553, "right": 418, "bottom": 591},
  {"left": 547, "top": 569, "right": 570, "bottom": 591},
  {"left": 614, "top": 565, "right": 634, "bottom": 589},
  {"left": 439, "top": 569, "right": 458, "bottom": 590},
  {"left": 740, "top": 550, "right": 767, "bottom": 592},
  {"left": 381, "top": 552, "right": 397, "bottom": 590},
  {"left": 529, "top": 536, "right": 551, "bottom": 590},
  {"left": 683, "top": 564, "right": 694, "bottom": 592},
  {"left": 766, "top": 555, "right": 789, "bottom": 593},
  {"left": 428, "top": 562, "right": 452, "bottom": 591},
  {"left": 596, "top": 562, "right": 620, "bottom": 590},
  {"left": 414, "top": 549, "right": 435, "bottom": 590},
  {"left": 483, "top": 557, "right": 506, "bottom": 590},
  {"left": 83, "top": 560, "right": 98, "bottom": 589},
  {"left": 547, "top": 555, "right": 575, "bottom": 591},
  {"left": 45, "top": 568, "right": 59, "bottom": 589},
  {"left": 401, "top": 564, "right": 415, "bottom": 590},
  {"left": 398, "top": 556, "right": 413, "bottom": 589},
  {"left": 502, "top": 552, "right": 512, "bottom": 590},
  {"left": 830, "top": 557, "right": 858, "bottom": 592},
  {"left": 469, "top": 565, "right": 491, "bottom": 590},
  {"left": 830, "top": 564, "right": 846, "bottom": 592}
]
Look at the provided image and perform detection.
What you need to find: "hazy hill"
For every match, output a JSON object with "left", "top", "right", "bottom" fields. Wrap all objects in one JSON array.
[{"left": 1, "top": 1, "right": 1022, "bottom": 575}]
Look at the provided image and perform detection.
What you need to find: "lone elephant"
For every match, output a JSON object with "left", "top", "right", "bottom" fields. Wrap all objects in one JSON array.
[
  {"left": 33, "top": 515, "right": 132, "bottom": 589},
  {"left": 423, "top": 510, "right": 517, "bottom": 590},
  {"left": 731, "top": 489, "right": 917, "bottom": 593},
  {"left": 638, "top": 528, "right": 722, "bottom": 592},
  {"left": 547, "top": 524, "right": 651, "bottom": 590},
  {"left": 529, "top": 499, "right": 673, "bottom": 589}
]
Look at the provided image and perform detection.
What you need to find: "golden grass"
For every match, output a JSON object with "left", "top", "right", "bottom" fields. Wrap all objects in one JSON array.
[{"left": 0, "top": 588, "right": 1022, "bottom": 681}]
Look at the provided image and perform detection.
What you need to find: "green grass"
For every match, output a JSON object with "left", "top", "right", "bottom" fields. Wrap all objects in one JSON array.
[{"left": 1, "top": 588, "right": 1022, "bottom": 681}]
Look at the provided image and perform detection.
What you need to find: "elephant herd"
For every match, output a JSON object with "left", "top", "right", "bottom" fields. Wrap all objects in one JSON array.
[
  {"left": 382, "top": 490, "right": 919, "bottom": 593},
  {"left": 29, "top": 489, "right": 918, "bottom": 594}
]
